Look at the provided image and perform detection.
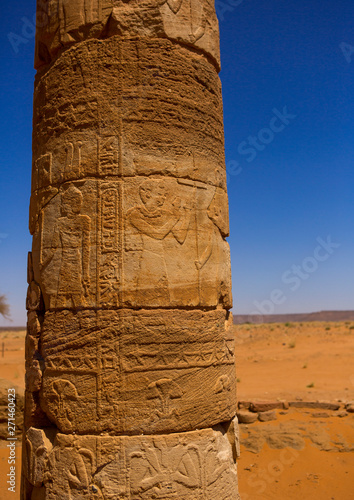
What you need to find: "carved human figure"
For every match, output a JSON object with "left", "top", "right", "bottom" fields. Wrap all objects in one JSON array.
[
  {"left": 50, "top": 185, "right": 91, "bottom": 308},
  {"left": 65, "top": 141, "right": 83, "bottom": 179},
  {"left": 44, "top": 435, "right": 92, "bottom": 499},
  {"left": 126, "top": 179, "right": 191, "bottom": 306},
  {"left": 194, "top": 170, "right": 230, "bottom": 305},
  {"left": 200, "top": 445, "right": 228, "bottom": 490},
  {"left": 25, "top": 428, "right": 51, "bottom": 488},
  {"left": 207, "top": 169, "right": 229, "bottom": 238}
]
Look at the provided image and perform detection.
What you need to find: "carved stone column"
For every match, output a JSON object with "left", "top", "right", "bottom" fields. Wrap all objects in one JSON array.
[{"left": 22, "top": 1, "right": 240, "bottom": 498}]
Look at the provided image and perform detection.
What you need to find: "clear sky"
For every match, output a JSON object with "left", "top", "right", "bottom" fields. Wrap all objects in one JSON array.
[{"left": 0, "top": 0, "right": 353, "bottom": 326}]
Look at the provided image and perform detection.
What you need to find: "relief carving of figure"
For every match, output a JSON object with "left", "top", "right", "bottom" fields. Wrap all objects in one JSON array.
[
  {"left": 44, "top": 435, "right": 94, "bottom": 499},
  {"left": 25, "top": 428, "right": 51, "bottom": 488},
  {"left": 207, "top": 169, "right": 229, "bottom": 238},
  {"left": 195, "top": 170, "right": 228, "bottom": 271},
  {"left": 129, "top": 442, "right": 199, "bottom": 497},
  {"left": 193, "top": 170, "right": 230, "bottom": 305},
  {"left": 126, "top": 179, "right": 191, "bottom": 306},
  {"left": 48, "top": 185, "right": 91, "bottom": 308}
]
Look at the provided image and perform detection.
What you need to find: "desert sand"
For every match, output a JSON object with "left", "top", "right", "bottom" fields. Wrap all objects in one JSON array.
[
  {"left": 235, "top": 321, "right": 354, "bottom": 499},
  {"left": 0, "top": 321, "right": 353, "bottom": 499}
]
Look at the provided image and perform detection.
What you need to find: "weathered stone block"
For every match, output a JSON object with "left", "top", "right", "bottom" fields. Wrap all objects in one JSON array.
[
  {"left": 25, "top": 426, "right": 239, "bottom": 499},
  {"left": 289, "top": 401, "right": 340, "bottom": 411},
  {"left": 34, "top": 0, "right": 221, "bottom": 70},
  {"left": 249, "top": 401, "right": 285, "bottom": 413},
  {"left": 237, "top": 411, "right": 258, "bottom": 424},
  {"left": 38, "top": 309, "right": 236, "bottom": 434},
  {"left": 258, "top": 410, "right": 277, "bottom": 422}
]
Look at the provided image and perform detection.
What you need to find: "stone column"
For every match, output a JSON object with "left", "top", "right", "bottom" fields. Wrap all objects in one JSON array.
[{"left": 22, "top": 1, "right": 240, "bottom": 498}]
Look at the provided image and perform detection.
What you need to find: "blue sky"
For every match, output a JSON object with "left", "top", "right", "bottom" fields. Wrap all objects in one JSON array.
[{"left": 0, "top": 0, "right": 353, "bottom": 325}]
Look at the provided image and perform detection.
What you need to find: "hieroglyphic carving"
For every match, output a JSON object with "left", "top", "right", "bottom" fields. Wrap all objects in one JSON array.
[
  {"left": 214, "top": 375, "right": 231, "bottom": 394},
  {"left": 25, "top": 251, "right": 47, "bottom": 431},
  {"left": 127, "top": 429, "right": 238, "bottom": 499},
  {"left": 188, "top": 0, "right": 207, "bottom": 43},
  {"left": 205, "top": 171, "right": 232, "bottom": 305},
  {"left": 29, "top": 188, "right": 59, "bottom": 237},
  {"left": 98, "top": 184, "right": 120, "bottom": 306},
  {"left": 100, "top": 187, "right": 119, "bottom": 252},
  {"left": 98, "top": 136, "right": 119, "bottom": 176},
  {"left": 46, "top": 356, "right": 98, "bottom": 372},
  {"left": 42, "top": 370, "right": 98, "bottom": 433},
  {"left": 147, "top": 378, "right": 183, "bottom": 419},
  {"left": 122, "top": 339, "right": 235, "bottom": 372},
  {"left": 64, "top": 140, "right": 83, "bottom": 180},
  {"left": 175, "top": 174, "right": 232, "bottom": 307}
]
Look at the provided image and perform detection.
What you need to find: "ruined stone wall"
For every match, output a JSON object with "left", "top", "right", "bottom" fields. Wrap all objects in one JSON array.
[{"left": 22, "top": 1, "right": 240, "bottom": 498}]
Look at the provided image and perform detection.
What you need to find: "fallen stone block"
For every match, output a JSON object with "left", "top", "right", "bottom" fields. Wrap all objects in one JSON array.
[
  {"left": 258, "top": 410, "right": 277, "bottom": 422},
  {"left": 237, "top": 411, "right": 258, "bottom": 424},
  {"left": 289, "top": 401, "right": 340, "bottom": 411},
  {"left": 345, "top": 403, "right": 354, "bottom": 413},
  {"left": 249, "top": 401, "right": 284, "bottom": 413}
]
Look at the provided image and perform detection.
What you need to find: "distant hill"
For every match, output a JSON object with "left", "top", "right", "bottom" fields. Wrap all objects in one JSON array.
[
  {"left": 0, "top": 326, "right": 25, "bottom": 332},
  {"left": 233, "top": 310, "right": 354, "bottom": 324},
  {"left": 2, "top": 311, "right": 354, "bottom": 329}
]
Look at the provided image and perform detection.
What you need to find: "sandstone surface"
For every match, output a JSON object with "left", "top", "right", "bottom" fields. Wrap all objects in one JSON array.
[{"left": 22, "top": 0, "right": 238, "bottom": 498}]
